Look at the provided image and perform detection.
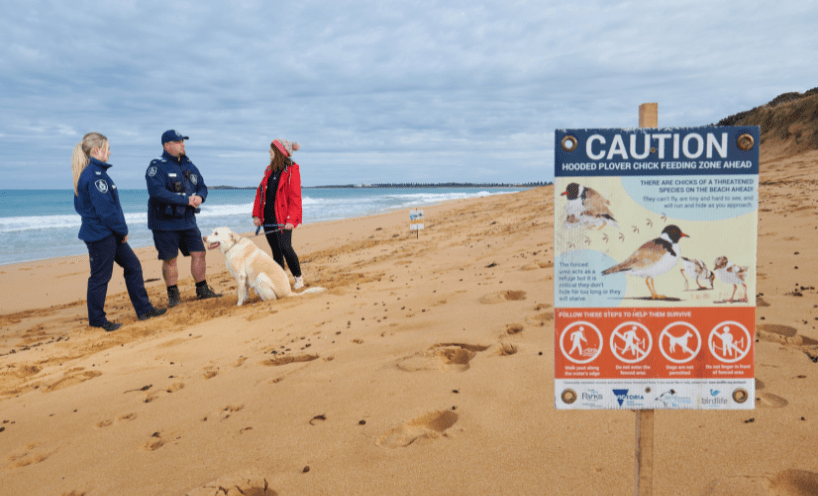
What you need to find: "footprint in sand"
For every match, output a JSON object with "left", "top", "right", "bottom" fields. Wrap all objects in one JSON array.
[
  {"left": 520, "top": 261, "right": 553, "bottom": 271},
  {"left": 433, "top": 347, "right": 475, "bottom": 372},
  {"left": 705, "top": 469, "right": 818, "bottom": 496},
  {"left": 479, "top": 290, "right": 527, "bottom": 304},
  {"left": 96, "top": 413, "right": 136, "bottom": 429},
  {"left": 757, "top": 324, "right": 818, "bottom": 346},
  {"left": 181, "top": 471, "right": 276, "bottom": 496},
  {"left": 45, "top": 370, "right": 103, "bottom": 392},
  {"left": 10, "top": 452, "right": 51, "bottom": 469},
  {"left": 7, "top": 443, "right": 52, "bottom": 469},
  {"left": 496, "top": 343, "right": 518, "bottom": 356},
  {"left": 376, "top": 410, "right": 459, "bottom": 448},
  {"left": 211, "top": 404, "right": 245, "bottom": 422},
  {"left": 141, "top": 436, "right": 166, "bottom": 451},
  {"left": 505, "top": 323, "right": 524, "bottom": 335},
  {"left": 526, "top": 312, "right": 554, "bottom": 327},
  {"left": 261, "top": 354, "right": 319, "bottom": 367},
  {"left": 756, "top": 392, "right": 789, "bottom": 408},
  {"left": 166, "top": 382, "right": 185, "bottom": 393},
  {"left": 396, "top": 343, "right": 490, "bottom": 372},
  {"left": 769, "top": 469, "right": 818, "bottom": 495}
]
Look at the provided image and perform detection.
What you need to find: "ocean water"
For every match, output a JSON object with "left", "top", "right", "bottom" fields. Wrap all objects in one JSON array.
[{"left": 0, "top": 187, "right": 526, "bottom": 265}]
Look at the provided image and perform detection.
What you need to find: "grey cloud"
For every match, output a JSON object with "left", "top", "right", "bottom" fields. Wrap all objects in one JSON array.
[{"left": 1, "top": 0, "right": 817, "bottom": 187}]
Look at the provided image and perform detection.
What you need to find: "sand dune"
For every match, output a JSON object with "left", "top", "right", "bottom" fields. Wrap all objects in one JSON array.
[{"left": 1, "top": 150, "right": 817, "bottom": 495}]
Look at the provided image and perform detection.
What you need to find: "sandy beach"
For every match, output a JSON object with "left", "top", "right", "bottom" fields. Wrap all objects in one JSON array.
[{"left": 1, "top": 148, "right": 817, "bottom": 494}]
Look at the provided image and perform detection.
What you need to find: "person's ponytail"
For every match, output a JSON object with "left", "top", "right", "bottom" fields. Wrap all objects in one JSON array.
[
  {"left": 72, "top": 143, "right": 90, "bottom": 195},
  {"left": 71, "top": 132, "right": 108, "bottom": 195}
]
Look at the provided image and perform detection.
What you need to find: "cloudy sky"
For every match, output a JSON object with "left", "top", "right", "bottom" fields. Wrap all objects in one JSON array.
[{"left": 2, "top": 0, "right": 815, "bottom": 189}]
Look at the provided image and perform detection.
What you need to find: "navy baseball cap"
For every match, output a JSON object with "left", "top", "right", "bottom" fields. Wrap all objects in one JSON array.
[{"left": 161, "top": 129, "right": 189, "bottom": 144}]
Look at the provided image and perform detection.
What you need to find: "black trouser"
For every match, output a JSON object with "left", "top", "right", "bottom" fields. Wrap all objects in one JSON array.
[
  {"left": 85, "top": 235, "right": 152, "bottom": 326},
  {"left": 265, "top": 229, "right": 301, "bottom": 278}
]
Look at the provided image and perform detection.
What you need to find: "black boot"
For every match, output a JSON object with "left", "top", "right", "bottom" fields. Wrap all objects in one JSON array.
[
  {"left": 167, "top": 285, "right": 181, "bottom": 308},
  {"left": 196, "top": 282, "right": 222, "bottom": 300},
  {"left": 138, "top": 307, "right": 168, "bottom": 321}
]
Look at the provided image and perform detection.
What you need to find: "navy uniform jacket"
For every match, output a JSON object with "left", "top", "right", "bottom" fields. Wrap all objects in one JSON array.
[
  {"left": 146, "top": 150, "right": 208, "bottom": 231},
  {"left": 75, "top": 157, "right": 129, "bottom": 243}
]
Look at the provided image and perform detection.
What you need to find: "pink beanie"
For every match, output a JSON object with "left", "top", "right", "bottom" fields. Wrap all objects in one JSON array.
[{"left": 273, "top": 139, "right": 300, "bottom": 157}]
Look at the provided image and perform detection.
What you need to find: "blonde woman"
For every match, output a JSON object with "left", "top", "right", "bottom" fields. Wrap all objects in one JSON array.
[{"left": 73, "top": 132, "right": 166, "bottom": 331}]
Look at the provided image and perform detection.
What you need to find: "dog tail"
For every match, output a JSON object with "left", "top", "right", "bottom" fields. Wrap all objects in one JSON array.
[{"left": 291, "top": 287, "right": 326, "bottom": 296}]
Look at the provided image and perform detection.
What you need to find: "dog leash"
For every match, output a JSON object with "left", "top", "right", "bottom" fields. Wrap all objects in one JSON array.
[{"left": 255, "top": 223, "right": 286, "bottom": 236}]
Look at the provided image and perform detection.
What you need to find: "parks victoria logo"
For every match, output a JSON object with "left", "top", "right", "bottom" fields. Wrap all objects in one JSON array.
[
  {"left": 581, "top": 390, "right": 603, "bottom": 401},
  {"left": 580, "top": 389, "right": 604, "bottom": 406}
]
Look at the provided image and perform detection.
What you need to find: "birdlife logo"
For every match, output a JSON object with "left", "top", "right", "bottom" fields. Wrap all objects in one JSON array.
[
  {"left": 560, "top": 321, "right": 603, "bottom": 364},
  {"left": 613, "top": 389, "right": 645, "bottom": 407},
  {"left": 148, "top": 166, "right": 158, "bottom": 177},
  {"left": 610, "top": 322, "right": 652, "bottom": 363},
  {"left": 659, "top": 322, "right": 702, "bottom": 363},
  {"left": 708, "top": 321, "right": 751, "bottom": 363},
  {"left": 700, "top": 389, "right": 728, "bottom": 406},
  {"left": 95, "top": 180, "right": 109, "bottom": 194}
]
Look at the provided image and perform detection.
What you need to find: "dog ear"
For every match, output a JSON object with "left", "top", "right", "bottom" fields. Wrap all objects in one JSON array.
[{"left": 230, "top": 231, "right": 240, "bottom": 244}]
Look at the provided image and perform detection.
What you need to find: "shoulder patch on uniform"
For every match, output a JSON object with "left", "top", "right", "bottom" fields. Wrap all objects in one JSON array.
[
  {"left": 95, "top": 179, "right": 109, "bottom": 194},
  {"left": 148, "top": 166, "right": 158, "bottom": 177},
  {"left": 190, "top": 174, "right": 198, "bottom": 185}
]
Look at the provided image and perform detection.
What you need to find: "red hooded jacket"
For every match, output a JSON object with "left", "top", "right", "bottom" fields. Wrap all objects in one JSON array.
[{"left": 252, "top": 162, "right": 302, "bottom": 228}]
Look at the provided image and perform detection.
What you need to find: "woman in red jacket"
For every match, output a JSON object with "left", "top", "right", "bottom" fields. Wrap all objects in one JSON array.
[{"left": 252, "top": 139, "right": 305, "bottom": 289}]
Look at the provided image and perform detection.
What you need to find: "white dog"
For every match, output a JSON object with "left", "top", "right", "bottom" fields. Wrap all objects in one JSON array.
[{"left": 203, "top": 227, "right": 324, "bottom": 306}]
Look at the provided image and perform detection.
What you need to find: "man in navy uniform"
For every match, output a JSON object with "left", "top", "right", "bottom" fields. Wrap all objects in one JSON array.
[{"left": 146, "top": 130, "right": 221, "bottom": 307}]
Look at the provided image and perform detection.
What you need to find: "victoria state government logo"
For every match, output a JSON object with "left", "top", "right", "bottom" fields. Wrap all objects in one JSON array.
[{"left": 612, "top": 388, "right": 645, "bottom": 407}]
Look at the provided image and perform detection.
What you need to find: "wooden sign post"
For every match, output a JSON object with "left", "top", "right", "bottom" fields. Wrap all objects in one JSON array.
[{"left": 635, "top": 103, "right": 657, "bottom": 496}]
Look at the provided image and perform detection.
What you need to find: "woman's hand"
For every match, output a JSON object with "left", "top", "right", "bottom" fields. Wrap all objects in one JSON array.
[
  {"left": 253, "top": 217, "right": 262, "bottom": 227},
  {"left": 285, "top": 223, "right": 294, "bottom": 230},
  {"left": 122, "top": 235, "right": 129, "bottom": 244}
]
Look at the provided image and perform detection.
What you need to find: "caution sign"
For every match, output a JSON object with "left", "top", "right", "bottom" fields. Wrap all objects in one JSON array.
[
  {"left": 554, "top": 126, "right": 759, "bottom": 410},
  {"left": 409, "top": 209, "right": 424, "bottom": 231}
]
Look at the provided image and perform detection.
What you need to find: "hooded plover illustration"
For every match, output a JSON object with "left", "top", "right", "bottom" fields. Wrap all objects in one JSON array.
[
  {"left": 561, "top": 183, "right": 619, "bottom": 230},
  {"left": 713, "top": 256, "right": 748, "bottom": 302},
  {"left": 602, "top": 225, "right": 689, "bottom": 299},
  {"left": 680, "top": 257, "right": 715, "bottom": 290}
]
